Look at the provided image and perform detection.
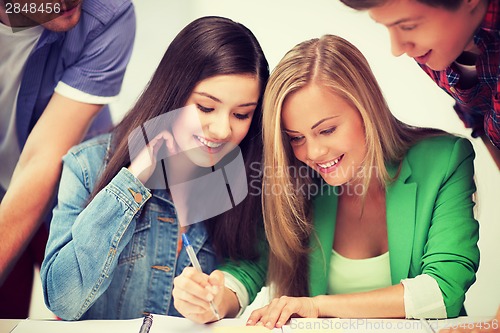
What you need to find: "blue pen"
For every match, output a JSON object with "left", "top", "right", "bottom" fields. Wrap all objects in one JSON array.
[
  {"left": 182, "top": 233, "right": 221, "bottom": 321},
  {"left": 138, "top": 314, "right": 153, "bottom": 333}
]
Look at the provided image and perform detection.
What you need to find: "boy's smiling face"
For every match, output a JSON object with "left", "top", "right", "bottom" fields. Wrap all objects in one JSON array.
[{"left": 368, "top": 0, "right": 485, "bottom": 70}]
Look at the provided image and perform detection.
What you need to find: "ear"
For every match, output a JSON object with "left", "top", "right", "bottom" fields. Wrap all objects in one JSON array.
[{"left": 464, "top": 0, "right": 484, "bottom": 11}]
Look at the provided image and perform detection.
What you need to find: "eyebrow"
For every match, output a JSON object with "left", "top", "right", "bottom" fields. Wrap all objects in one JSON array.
[
  {"left": 386, "top": 17, "right": 415, "bottom": 27},
  {"left": 311, "top": 116, "right": 338, "bottom": 129},
  {"left": 283, "top": 116, "right": 339, "bottom": 133},
  {"left": 194, "top": 92, "right": 258, "bottom": 107},
  {"left": 380, "top": 15, "right": 423, "bottom": 28}
]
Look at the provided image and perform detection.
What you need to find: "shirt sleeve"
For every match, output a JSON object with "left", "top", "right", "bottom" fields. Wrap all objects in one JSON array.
[
  {"left": 40, "top": 155, "right": 151, "bottom": 320},
  {"left": 55, "top": 81, "right": 119, "bottom": 105},
  {"left": 223, "top": 271, "right": 250, "bottom": 317},
  {"left": 486, "top": 89, "right": 500, "bottom": 148},
  {"left": 419, "top": 138, "right": 479, "bottom": 317},
  {"left": 401, "top": 274, "right": 447, "bottom": 319},
  {"left": 218, "top": 240, "right": 268, "bottom": 305},
  {"left": 55, "top": 2, "right": 136, "bottom": 102}
]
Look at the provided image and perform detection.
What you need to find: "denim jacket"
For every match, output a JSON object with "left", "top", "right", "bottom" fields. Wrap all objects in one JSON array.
[{"left": 40, "top": 134, "right": 217, "bottom": 320}]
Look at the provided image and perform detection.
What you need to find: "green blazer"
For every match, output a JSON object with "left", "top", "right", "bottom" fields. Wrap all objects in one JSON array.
[
  {"left": 221, "top": 135, "right": 479, "bottom": 318},
  {"left": 310, "top": 136, "right": 479, "bottom": 317}
]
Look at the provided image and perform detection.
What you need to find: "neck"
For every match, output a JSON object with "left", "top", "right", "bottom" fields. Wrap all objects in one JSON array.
[
  {"left": 338, "top": 175, "right": 385, "bottom": 221},
  {"left": 340, "top": 169, "right": 384, "bottom": 200},
  {"left": 164, "top": 152, "right": 206, "bottom": 186}
]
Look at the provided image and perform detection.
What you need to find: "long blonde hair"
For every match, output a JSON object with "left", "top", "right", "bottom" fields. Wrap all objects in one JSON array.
[{"left": 262, "top": 35, "right": 444, "bottom": 297}]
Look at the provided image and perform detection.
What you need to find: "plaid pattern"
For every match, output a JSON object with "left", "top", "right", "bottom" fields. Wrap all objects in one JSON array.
[{"left": 418, "top": 0, "right": 500, "bottom": 149}]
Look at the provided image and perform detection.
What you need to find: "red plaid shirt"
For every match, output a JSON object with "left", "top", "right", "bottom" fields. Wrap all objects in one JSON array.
[{"left": 418, "top": 0, "right": 500, "bottom": 149}]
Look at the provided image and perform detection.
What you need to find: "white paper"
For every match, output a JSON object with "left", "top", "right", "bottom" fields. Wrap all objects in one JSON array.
[
  {"left": 281, "top": 317, "right": 495, "bottom": 333},
  {"left": 10, "top": 315, "right": 283, "bottom": 333}
]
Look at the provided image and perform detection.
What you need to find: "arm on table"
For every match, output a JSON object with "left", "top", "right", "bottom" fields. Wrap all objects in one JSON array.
[
  {"left": 0, "top": 93, "right": 101, "bottom": 284},
  {"left": 247, "top": 284, "right": 405, "bottom": 329}
]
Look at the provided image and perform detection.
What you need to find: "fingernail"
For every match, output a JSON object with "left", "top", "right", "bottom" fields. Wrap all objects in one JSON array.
[
  {"left": 206, "top": 293, "right": 214, "bottom": 301},
  {"left": 265, "top": 322, "right": 272, "bottom": 328},
  {"left": 246, "top": 320, "right": 253, "bottom": 325},
  {"left": 212, "top": 286, "right": 219, "bottom": 294}
]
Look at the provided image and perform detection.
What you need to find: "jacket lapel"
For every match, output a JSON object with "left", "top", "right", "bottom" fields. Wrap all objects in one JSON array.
[{"left": 386, "top": 159, "right": 417, "bottom": 284}]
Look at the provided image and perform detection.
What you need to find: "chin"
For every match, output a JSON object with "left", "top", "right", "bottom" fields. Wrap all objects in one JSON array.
[
  {"left": 321, "top": 174, "right": 346, "bottom": 187},
  {"left": 41, "top": 9, "right": 81, "bottom": 31},
  {"left": 187, "top": 153, "right": 222, "bottom": 168},
  {"left": 427, "top": 63, "right": 449, "bottom": 71},
  {"left": 427, "top": 58, "right": 454, "bottom": 71}
]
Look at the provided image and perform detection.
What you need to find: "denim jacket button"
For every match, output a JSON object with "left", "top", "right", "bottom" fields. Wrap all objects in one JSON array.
[
  {"left": 133, "top": 193, "right": 143, "bottom": 203},
  {"left": 128, "top": 188, "right": 143, "bottom": 203}
]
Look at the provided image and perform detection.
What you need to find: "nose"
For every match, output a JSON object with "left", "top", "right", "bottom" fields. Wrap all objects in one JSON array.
[
  {"left": 207, "top": 113, "right": 231, "bottom": 140},
  {"left": 305, "top": 137, "right": 328, "bottom": 162},
  {"left": 389, "top": 29, "right": 412, "bottom": 57}
]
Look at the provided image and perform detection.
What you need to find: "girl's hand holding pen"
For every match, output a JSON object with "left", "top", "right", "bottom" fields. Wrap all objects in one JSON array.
[{"left": 173, "top": 267, "right": 225, "bottom": 324}]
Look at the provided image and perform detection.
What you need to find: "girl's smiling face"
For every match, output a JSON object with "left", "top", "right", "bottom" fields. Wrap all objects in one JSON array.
[
  {"left": 282, "top": 83, "right": 366, "bottom": 186},
  {"left": 172, "top": 74, "right": 260, "bottom": 167}
]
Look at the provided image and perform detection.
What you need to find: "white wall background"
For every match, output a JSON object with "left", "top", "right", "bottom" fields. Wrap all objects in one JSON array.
[{"left": 31, "top": 0, "right": 500, "bottom": 319}]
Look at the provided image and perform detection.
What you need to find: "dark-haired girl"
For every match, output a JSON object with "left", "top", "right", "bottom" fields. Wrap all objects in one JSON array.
[{"left": 40, "top": 16, "right": 269, "bottom": 320}]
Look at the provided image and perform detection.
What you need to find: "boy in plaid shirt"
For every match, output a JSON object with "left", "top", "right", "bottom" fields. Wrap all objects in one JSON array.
[{"left": 341, "top": 0, "right": 500, "bottom": 169}]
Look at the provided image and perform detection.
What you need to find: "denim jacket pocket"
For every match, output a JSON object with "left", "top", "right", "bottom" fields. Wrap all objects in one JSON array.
[{"left": 118, "top": 215, "right": 151, "bottom": 265}]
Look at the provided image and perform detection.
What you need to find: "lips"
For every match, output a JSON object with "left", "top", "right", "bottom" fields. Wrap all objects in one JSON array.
[
  {"left": 60, "top": 6, "right": 78, "bottom": 17},
  {"left": 315, "top": 154, "right": 344, "bottom": 173},
  {"left": 60, "top": 1, "right": 80, "bottom": 16},
  {"left": 414, "top": 50, "right": 431, "bottom": 65},
  {"left": 194, "top": 135, "right": 225, "bottom": 153}
]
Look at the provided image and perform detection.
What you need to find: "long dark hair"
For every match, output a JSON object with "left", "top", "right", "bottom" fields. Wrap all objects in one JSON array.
[{"left": 90, "top": 16, "right": 269, "bottom": 261}]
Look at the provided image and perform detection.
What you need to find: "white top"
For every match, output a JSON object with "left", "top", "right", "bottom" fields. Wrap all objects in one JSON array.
[
  {"left": 0, "top": 22, "right": 43, "bottom": 190},
  {"left": 328, "top": 249, "right": 447, "bottom": 318},
  {"left": 401, "top": 274, "right": 447, "bottom": 319},
  {"left": 223, "top": 271, "right": 250, "bottom": 317},
  {"left": 328, "top": 249, "right": 392, "bottom": 295}
]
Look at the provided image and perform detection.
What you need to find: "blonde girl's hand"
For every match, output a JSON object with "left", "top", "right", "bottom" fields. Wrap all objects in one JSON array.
[
  {"left": 128, "top": 130, "right": 175, "bottom": 185},
  {"left": 173, "top": 267, "right": 225, "bottom": 324},
  {"left": 246, "top": 296, "right": 320, "bottom": 329}
]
